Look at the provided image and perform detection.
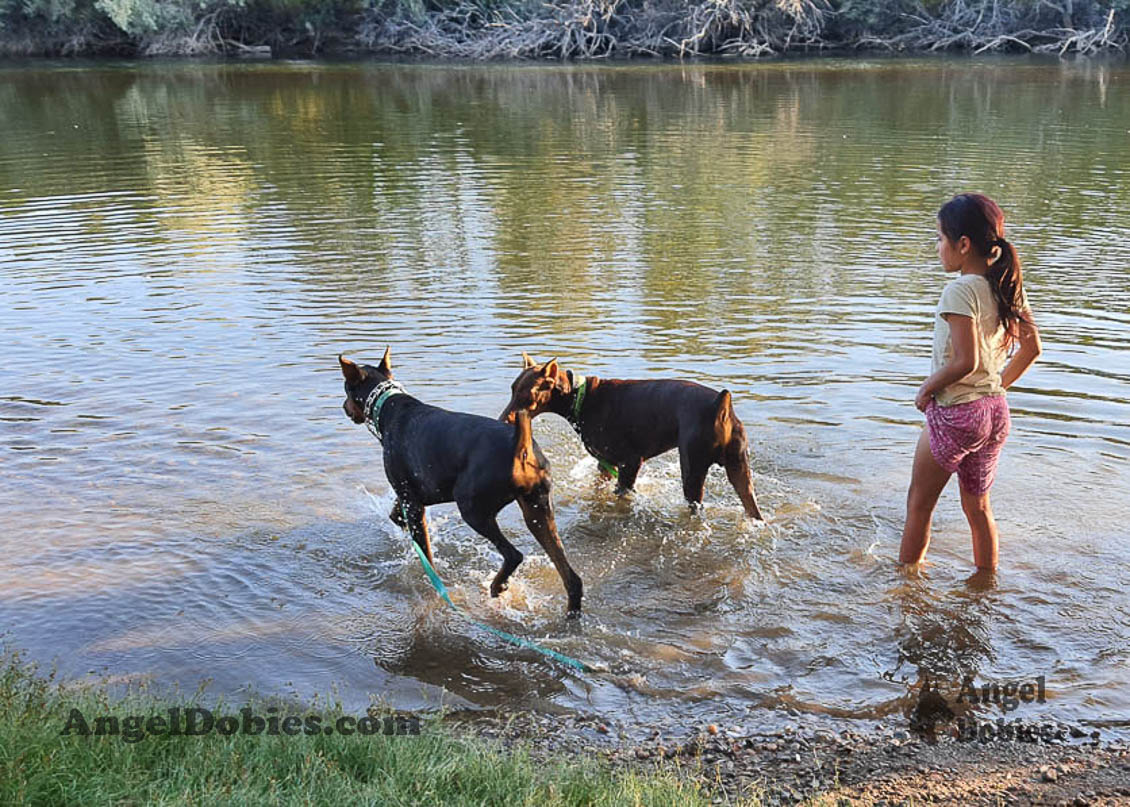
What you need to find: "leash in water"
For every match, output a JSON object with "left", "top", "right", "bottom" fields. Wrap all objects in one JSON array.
[
  {"left": 409, "top": 539, "right": 594, "bottom": 674},
  {"left": 358, "top": 481, "right": 596, "bottom": 674}
]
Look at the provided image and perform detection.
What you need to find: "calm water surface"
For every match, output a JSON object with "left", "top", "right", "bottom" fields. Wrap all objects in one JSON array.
[{"left": 2, "top": 57, "right": 1129, "bottom": 736}]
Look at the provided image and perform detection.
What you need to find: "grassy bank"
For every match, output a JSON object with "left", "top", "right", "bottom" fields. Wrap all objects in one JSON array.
[
  {"left": 0, "top": 650, "right": 718, "bottom": 806},
  {"left": 0, "top": 0, "right": 1126, "bottom": 59}
]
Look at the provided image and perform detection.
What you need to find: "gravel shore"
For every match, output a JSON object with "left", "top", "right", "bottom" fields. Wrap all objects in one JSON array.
[{"left": 446, "top": 710, "right": 1130, "bottom": 806}]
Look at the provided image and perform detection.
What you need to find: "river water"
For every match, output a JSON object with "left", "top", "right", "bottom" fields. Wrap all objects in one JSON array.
[{"left": 1, "top": 57, "right": 1128, "bottom": 737}]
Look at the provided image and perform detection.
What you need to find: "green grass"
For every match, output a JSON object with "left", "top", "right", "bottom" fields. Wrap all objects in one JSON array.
[{"left": 0, "top": 649, "right": 729, "bottom": 807}]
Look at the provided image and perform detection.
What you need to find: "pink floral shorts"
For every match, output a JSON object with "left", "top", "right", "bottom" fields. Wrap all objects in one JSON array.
[{"left": 925, "top": 395, "right": 1011, "bottom": 495}]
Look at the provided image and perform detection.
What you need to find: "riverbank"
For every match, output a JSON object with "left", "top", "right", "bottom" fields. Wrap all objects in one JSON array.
[
  {"left": 6, "top": 648, "right": 1130, "bottom": 807},
  {"left": 0, "top": 649, "right": 711, "bottom": 806},
  {"left": 0, "top": 0, "right": 1125, "bottom": 59},
  {"left": 454, "top": 710, "right": 1130, "bottom": 806}
]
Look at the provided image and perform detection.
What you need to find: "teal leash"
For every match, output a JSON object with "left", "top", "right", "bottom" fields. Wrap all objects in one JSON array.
[
  {"left": 357, "top": 486, "right": 597, "bottom": 674},
  {"left": 406, "top": 512, "right": 594, "bottom": 674}
]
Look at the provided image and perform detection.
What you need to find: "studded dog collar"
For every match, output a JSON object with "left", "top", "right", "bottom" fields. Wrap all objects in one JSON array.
[{"left": 364, "top": 379, "right": 406, "bottom": 443}]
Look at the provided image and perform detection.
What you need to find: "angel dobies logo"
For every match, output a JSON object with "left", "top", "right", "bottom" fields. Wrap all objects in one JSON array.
[{"left": 910, "top": 675, "right": 1063, "bottom": 742}]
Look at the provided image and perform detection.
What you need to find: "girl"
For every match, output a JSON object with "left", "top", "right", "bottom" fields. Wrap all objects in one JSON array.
[{"left": 900, "top": 193, "right": 1042, "bottom": 571}]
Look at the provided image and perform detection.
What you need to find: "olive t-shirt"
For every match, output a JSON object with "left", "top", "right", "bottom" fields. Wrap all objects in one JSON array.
[{"left": 931, "top": 274, "right": 1027, "bottom": 407}]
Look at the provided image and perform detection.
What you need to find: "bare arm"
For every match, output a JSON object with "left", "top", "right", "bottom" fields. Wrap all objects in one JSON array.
[
  {"left": 1001, "top": 309, "right": 1042, "bottom": 389},
  {"left": 916, "top": 313, "right": 977, "bottom": 411}
]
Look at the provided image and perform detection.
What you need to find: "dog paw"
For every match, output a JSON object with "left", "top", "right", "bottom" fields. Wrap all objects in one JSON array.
[{"left": 490, "top": 581, "right": 509, "bottom": 598}]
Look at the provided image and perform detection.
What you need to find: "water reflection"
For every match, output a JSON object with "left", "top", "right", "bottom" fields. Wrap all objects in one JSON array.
[{"left": 884, "top": 569, "right": 996, "bottom": 729}]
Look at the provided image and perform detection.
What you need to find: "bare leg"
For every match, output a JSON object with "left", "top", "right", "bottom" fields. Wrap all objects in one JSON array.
[
  {"left": 900, "top": 428, "right": 953, "bottom": 566},
  {"left": 517, "top": 486, "right": 583, "bottom": 615},
  {"left": 965, "top": 567, "right": 997, "bottom": 591},
  {"left": 960, "top": 487, "right": 999, "bottom": 571}
]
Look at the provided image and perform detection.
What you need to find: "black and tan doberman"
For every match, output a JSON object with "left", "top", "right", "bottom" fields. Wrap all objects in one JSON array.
[{"left": 340, "top": 349, "right": 582, "bottom": 614}]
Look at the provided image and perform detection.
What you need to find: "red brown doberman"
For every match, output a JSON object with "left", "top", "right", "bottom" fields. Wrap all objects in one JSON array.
[{"left": 500, "top": 353, "right": 763, "bottom": 520}]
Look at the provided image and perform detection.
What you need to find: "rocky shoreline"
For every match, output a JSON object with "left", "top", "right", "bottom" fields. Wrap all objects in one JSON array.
[{"left": 446, "top": 710, "right": 1130, "bottom": 806}]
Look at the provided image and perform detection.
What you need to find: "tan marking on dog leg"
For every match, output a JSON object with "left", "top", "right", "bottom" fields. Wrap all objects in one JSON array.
[{"left": 517, "top": 490, "right": 582, "bottom": 614}]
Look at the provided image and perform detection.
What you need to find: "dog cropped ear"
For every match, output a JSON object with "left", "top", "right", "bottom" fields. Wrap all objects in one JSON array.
[
  {"left": 522, "top": 351, "right": 536, "bottom": 369},
  {"left": 378, "top": 346, "right": 393, "bottom": 376},
  {"left": 339, "top": 354, "right": 365, "bottom": 385},
  {"left": 542, "top": 358, "right": 559, "bottom": 379}
]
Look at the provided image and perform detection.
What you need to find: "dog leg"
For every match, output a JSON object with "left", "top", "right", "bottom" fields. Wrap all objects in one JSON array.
[
  {"left": 517, "top": 485, "right": 583, "bottom": 615},
  {"left": 389, "top": 497, "right": 409, "bottom": 529},
  {"left": 678, "top": 441, "right": 712, "bottom": 511},
  {"left": 401, "top": 500, "right": 435, "bottom": 566},
  {"left": 456, "top": 502, "right": 524, "bottom": 599},
  {"left": 615, "top": 457, "right": 642, "bottom": 494},
  {"left": 723, "top": 426, "right": 763, "bottom": 520}
]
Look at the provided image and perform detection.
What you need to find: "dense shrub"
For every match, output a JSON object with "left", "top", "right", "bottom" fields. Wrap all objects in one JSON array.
[{"left": 1, "top": 0, "right": 1127, "bottom": 57}]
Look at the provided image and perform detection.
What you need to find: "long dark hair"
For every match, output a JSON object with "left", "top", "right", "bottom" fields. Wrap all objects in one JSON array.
[{"left": 938, "top": 193, "right": 1029, "bottom": 346}]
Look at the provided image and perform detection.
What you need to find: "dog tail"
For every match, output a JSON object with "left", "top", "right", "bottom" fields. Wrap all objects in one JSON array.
[
  {"left": 713, "top": 389, "right": 734, "bottom": 448},
  {"left": 511, "top": 410, "right": 542, "bottom": 491}
]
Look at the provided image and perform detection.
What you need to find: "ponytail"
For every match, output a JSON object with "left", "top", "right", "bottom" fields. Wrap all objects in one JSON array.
[
  {"left": 938, "top": 193, "right": 1031, "bottom": 348},
  {"left": 985, "top": 236, "right": 1029, "bottom": 347}
]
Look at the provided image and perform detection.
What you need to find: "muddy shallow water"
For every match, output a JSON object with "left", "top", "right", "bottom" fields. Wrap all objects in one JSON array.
[{"left": 1, "top": 57, "right": 1128, "bottom": 737}]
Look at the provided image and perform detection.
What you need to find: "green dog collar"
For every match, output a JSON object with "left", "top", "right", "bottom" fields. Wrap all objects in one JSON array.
[
  {"left": 565, "top": 374, "right": 618, "bottom": 479},
  {"left": 570, "top": 374, "right": 587, "bottom": 426}
]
